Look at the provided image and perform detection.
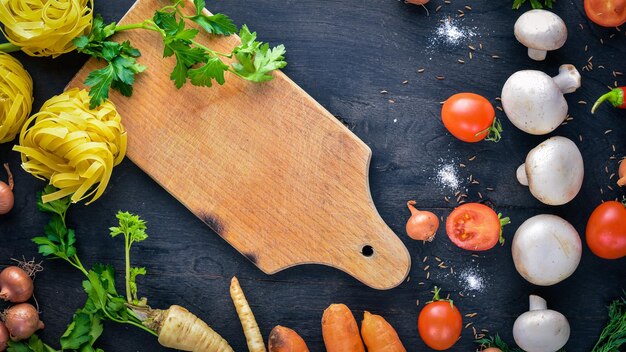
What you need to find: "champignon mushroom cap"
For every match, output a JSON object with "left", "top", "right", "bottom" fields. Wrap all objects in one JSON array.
[
  {"left": 514, "top": 9, "right": 567, "bottom": 60},
  {"left": 512, "top": 214, "right": 582, "bottom": 286},
  {"left": 513, "top": 295, "right": 570, "bottom": 352},
  {"left": 519, "top": 136, "right": 584, "bottom": 205}
]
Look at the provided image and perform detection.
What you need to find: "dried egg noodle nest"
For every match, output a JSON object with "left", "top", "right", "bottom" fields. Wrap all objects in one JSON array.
[
  {"left": 0, "top": 52, "right": 32, "bottom": 143},
  {"left": 14, "top": 89, "right": 127, "bottom": 204},
  {"left": 0, "top": 0, "right": 94, "bottom": 57}
]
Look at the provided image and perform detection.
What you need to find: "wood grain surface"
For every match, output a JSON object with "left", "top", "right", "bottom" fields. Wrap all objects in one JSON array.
[
  {"left": 66, "top": 0, "right": 411, "bottom": 291},
  {"left": 1, "top": 0, "right": 625, "bottom": 351}
]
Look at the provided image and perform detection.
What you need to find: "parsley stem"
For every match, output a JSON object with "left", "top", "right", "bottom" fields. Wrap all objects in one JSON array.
[
  {"left": 0, "top": 42, "right": 20, "bottom": 53},
  {"left": 114, "top": 21, "right": 162, "bottom": 35},
  {"left": 125, "top": 233, "right": 132, "bottom": 304},
  {"left": 190, "top": 40, "right": 232, "bottom": 58}
]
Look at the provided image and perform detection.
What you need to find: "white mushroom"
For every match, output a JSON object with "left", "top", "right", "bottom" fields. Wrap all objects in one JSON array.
[
  {"left": 512, "top": 214, "right": 582, "bottom": 286},
  {"left": 513, "top": 295, "right": 570, "bottom": 352},
  {"left": 517, "top": 136, "right": 584, "bottom": 205},
  {"left": 502, "top": 65, "right": 581, "bottom": 135},
  {"left": 514, "top": 9, "right": 567, "bottom": 61}
]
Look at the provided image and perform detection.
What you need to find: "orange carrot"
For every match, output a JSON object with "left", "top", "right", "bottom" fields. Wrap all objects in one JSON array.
[
  {"left": 268, "top": 325, "right": 309, "bottom": 352},
  {"left": 321, "top": 304, "right": 365, "bottom": 352},
  {"left": 361, "top": 311, "right": 406, "bottom": 352}
]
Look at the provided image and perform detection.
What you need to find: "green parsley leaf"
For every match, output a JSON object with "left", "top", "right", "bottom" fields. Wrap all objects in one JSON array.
[
  {"left": 192, "top": 13, "right": 237, "bottom": 35},
  {"left": 84, "top": 64, "right": 115, "bottom": 108},
  {"left": 110, "top": 211, "right": 148, "bottom": 244},
  {"left": 33, "top": 214, "right": 77, "bottom": 260},
  {"left": 232, "top": 26, "right": 286, "bottom": 82},
  {"left": 37, "top": 186, "right": 71, "bottom": 219},
  {"left": 188, "top": 57, "right": 229, "bottom": 87},
  {"left": 7, "top": 335, "right": 58, "bottom": 352},
  {"left": 129, "top": 266, "right": 147, "bottom": 303},
  {"left": 512, "top": 0, "right": 553, "bottom": 9}
]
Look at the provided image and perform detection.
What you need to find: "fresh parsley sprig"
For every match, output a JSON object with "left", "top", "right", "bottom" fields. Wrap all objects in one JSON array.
[
  {"left": 74, "top": 0, "right": 286, "bottom": 109},
  {"left": 512, "top": 0, "right": 554, "bottom": 9},
  {"left": 12, "top": 188, "right": 158, "bottom": 351}
]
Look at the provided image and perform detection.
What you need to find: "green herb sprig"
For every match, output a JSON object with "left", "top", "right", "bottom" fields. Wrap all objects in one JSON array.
[
  {"left": 512, "top": 0, "right": 554, "bottom": 10},
  {"left": 10, "top": 187, "right": 156, "bottom": 351},
  {"left": 592, "top": 294, "right": 626, "bottom": 352},
  {"left": 74, "top": 0, "right": 286, "bottom": 108}
]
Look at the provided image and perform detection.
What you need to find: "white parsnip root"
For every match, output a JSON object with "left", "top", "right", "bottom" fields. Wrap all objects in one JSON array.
[
  {"left": 145, "top": 305, "right": 233, "bottom": 352},
  {"left": 231, "top": 276, "right": 267, "bottom": 352}
]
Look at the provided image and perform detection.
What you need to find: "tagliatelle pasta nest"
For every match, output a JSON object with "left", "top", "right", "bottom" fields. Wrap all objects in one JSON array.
[
  {"left": 14, "top": 88, "right": 127, "bottom": 204},
  {"left": 0, "top": 52, "right": 33, "bottom": 143},
  {"left": 0, "top": 0, "right": 94, "bottom": 57}
]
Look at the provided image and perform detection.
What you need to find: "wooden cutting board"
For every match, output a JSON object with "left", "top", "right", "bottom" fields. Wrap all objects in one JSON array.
[{"left": 67, "top": 0, "right": 410, "bottom": 290}]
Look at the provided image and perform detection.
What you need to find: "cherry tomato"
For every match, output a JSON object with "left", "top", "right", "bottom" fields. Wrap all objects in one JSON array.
[
  {"left": 441, "top": 93, "right": 496, "bottom": 143},
  {"left": 586, "top": 201, "right": 626, "bottom": 259},
  {"left": 446, "top": 203, "right": 507, "bottom": 251},
  {"left": 585, "top": 0, "right": 626, "bottom": 27},
  {"left": 418, "top": 300, "right": 462, "bottom": 350}
]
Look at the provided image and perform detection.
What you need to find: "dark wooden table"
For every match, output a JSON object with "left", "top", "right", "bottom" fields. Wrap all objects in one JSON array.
[{"left": 1, "top": 0, "right": 625, "bottom": 351}]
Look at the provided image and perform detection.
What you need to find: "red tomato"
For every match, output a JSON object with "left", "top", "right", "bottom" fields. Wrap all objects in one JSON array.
[
  {"left": 586, "top": 201, "right": 626, "bottom": 259},
  {"left": 585, "top": 0, "right": 626, "bottom": 27},
  {"left": 418, "top": 300, "right": 462, "bottom": 350},
  {"left": 441, "top": 93, "right": 495, "bottom": 143},
  {"left": 446, "top": 203, "right": 502, "bottom": 251}
]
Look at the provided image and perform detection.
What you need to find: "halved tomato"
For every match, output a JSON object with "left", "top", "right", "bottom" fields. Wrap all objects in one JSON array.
[
  {"left": 585, "top": 0, "right": 626, "bottom": 27},
  {"left": 445, "top": 203, "right": 508, "bottom": 251}
]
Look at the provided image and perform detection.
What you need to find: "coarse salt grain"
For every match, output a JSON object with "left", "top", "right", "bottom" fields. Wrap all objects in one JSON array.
[
  {"left": 436, "top": 163, "right": 460, "bottom": 190},
  {"left": 459, "top": 268, "right": 485, "bottom": 293},
  {"left": 430, "top": 17, "right": 476, "bottom": 47}
]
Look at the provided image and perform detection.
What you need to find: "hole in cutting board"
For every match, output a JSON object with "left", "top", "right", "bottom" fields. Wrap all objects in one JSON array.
[{"left": 361, "top": 245, "right": 374, "bottom": 257}]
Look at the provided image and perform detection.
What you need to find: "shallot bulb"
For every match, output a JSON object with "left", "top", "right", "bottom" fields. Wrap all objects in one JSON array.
[
  {"left": 406, "top": 200, "right": 439, "bottom": 241},
  {"left": 618, "top": 159, "right": 626, "bottom": 187},
  {"left": 0, "top": 267, "right": 33, "bottom": 303},
  {"left": 405, "top": 0, "right": 429, "bottom": 4},
  {"left": 0, "top": 164, "right": 14, "bottom": 215},
  {"left": 4, "top": 303, "right": 44, "bottom": 341}
]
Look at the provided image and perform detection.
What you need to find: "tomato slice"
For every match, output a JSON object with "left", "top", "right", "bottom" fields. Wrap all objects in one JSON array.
[
  {"left": 585, "top": 0, "right": 626, "bottom": 27},
  {"left": 446, "top": 203, "right": 502, "bottom": 251}
]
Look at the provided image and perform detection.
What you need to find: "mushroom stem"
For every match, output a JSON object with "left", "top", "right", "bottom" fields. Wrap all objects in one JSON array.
[
  {"left": 527, "top": 48, "right": 547, "bottom": 61},
  {"left": 529, "top": 295, "right": 547, "bottom": 311},
  {"left": 552, "top": 64, "right": 582, "bottom": 94},
  {"left": 516, "top": 164, "right": 529, "bottom": 186}
]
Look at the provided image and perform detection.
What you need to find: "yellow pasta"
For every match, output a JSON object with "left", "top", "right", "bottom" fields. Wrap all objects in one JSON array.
[
  {"left": 0, "top": 0, "right": 94, "bottom": 57},
  {"left": 0, "top": 52, "right": 32, "bottom": 143},
  {"left": 14, "top": 88, "right": 126, "bottom": 204}
]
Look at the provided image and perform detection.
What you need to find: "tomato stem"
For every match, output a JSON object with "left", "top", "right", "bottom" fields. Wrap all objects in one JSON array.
[
  {"left": 498, "top": 213, "right": 511, "bottom": 246},
  {"left": 476, "top": 117, "right": 503, "bottom": 143},
  {"left": 429, "top": 286, "right": 455, "bottom": 308}
]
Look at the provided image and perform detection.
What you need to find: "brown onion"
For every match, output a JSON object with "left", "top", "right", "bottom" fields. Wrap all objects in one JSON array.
[
  {"left": 406, "top": 200, "right": 439, "bottom": 241},
  {"left": 0, "top": 322, "right": 7, "bottom": 351},
  {"left": 0, "top": 164, "right": 14, "bottom": 215},
  {"left": 0, "top": 267, "right": 33, "bottom": 303},
  {"left": 4, "top": 303, "right": 44, "bottom": 341}
]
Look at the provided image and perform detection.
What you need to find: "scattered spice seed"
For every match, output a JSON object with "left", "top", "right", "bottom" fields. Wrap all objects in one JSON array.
[
  {"left": 418, "top": 281, "right": 424, "bottom": 285},
  {"left": 471, "top": 254, "right": 479, "bottom": 258},
  {"left": 486, "top": 187, "right": 494, "bottom": 191},
  {"left": 495, "top": 97, "right": 501, "bottom": 101},
  {"left": 388, "top": 99, "right": 395, "bottom": 104},
  {"left": 585, "top": 45, "right": 588, "bottom": 51},
  {"left": 608, "top": 185, "right": 614, "bottom": 191},
  {"left": 465, "top": 322, "right": 474, "bottom": 329},
  {"left": 492, "top": 55, "right": 500, "bottom": 59},
  {"left": 436, "top": 76, "right": 445, "bottom": 80},
  {"left": 472, "top": 326, "right": 477, "bottom": 337},
  {"left": 605, "top": 129, "right": 613, "bottom": 134},
  {"left": 579, "top": 24, "right": 584, "bottom": 29},
  {"left": 610, "top": 173, "right": 616, "bottom": 180},
  {"left": 612, "top": 145, "right": 616, "bottom": 152},
  {"left": 578, "top": 100, "right": 587, "bottom": 105},
  {"left": 459, "top": 200, "right": 466, "bottom": 204},
  {"left": 380, "top": 90, "right": 388, "bottom": 94},
  {"left": 459, "top": 292, "right": 464, "bottom": 297},
  {"left": 459, "top": 163, "right": 466, "bottom": 168},
  {"left": 426, "top": 272, "right": 430, "bottom": 279},
  {"left": 610, "top": 156, "right": 617, "bottom": 160},
  {"left": 418, "top": 68, "right": 425, "bottom": 73},
  {"left": 601, "top": 188, "right": 604, "bottom": 194},
  {"left": 446, "top": 293, "right": 450, "bottom": 299},
  {"left": 496, "top": 106, "right": 503, "bottom": 111},
  {"left": 455, "top": 191, "right": 461, "bottom": 197},
  {"left": 423, "top": 256, "right": 428, "bottom": 262},
  {"left": 450, "top": 267, "right": 454, "bottom": 274},
  {"left": 402, "top": 80, "right": 409, "bottom": 85},
  {"left": 579, "top": 135, "right": 583, "bottom": 142},
  {"left": 458, "top": 59, "right": 465, "bottom": 64},
  {"left": 606, "top": 166, "right": 609, "bottom": 173},
  {"left": 469, "top": 52, "right": 473, "bottom": 59},
  {"left": 469, "top": 155, "right": 476, "bottom": 161},
  {"left": 465, "top": 5, "right": 472, "bottom": 10},
  {"left": 478, "top": 192, "right": 483, "bottom": 199},
  {"left": 435, "top": 257, "right": 442, "bottom": 262},
  {"left": 468, "top": 45, "right": 476, "bottom": 51},
  {"left": 444, "top": 196, "right": 450, "bottom": 203},
  {"left": 435, "top": 5, "right": 442, "bottom": 12},
  {"left": 407, "top": 276, "right": 411, "bottom": 282},
  {"left": 424, "top": 265, "right": 430, "bottom": 271},
  {"left": 416, "top": 299, "right": 420, "bottom": 306}
]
